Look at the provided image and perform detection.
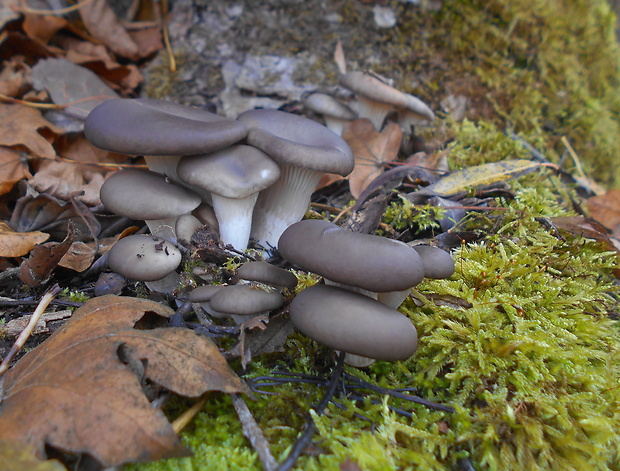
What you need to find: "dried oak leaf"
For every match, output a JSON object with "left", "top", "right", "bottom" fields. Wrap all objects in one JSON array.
[
  {"left": 0, "top": 221, "right": 49, "bottom": 257},
  {"left": 0, "top": 147, "right": 32, "bottom": 196},
  {"left": 587, "top": 189, "right": 620, "bottom": 236},
  {"left": 0, "top": 104, "right": 64, "bottom": 158},
  {"left": 19, "top": 226, "right": 75, "bottom": 286},
  {"left": 319, "top": 119, "right": 402, "bottom": 198},
  {"left": 0, "top": 295, "right": 249, "bottom": 468}
]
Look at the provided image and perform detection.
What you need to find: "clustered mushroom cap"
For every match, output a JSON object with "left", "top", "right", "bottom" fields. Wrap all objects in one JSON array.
[
  {"left": 237, "top": 261, "right": 298, "bottom": 289},
  {"left": 100, "top": 169, "right": 201, "bottom": 220},
  {"left": 412, "top": 245, "right": 455, "bottom": 279},
  {"left": 84, "top": 98, "right": 248, "bottom": 156},
  {"left": 290, "top": 285, "right": 418, "bottom": 361},
  {"left": 188, "top": 284, "right": 222, "bottom": 303},
  {"left": 237, "top": 109, "right": 354, "bottom": 175},
  {"left": 278, "top": 219, "right": 424, "bottom": 292},
  {"left": 209, "top": 285, "right": 284, "bottom": 316},
  {"left": 107, "top": 235, "right": 181, "bottom": 281},
  {"left": 177, "top": 145, "right": 281, "bottom": 199},
  {"left": 303, "top": 92, "right": 358, "bottom": 121},
  {"left": 339, "top": 71, "right": 408, "bottom": 108}
]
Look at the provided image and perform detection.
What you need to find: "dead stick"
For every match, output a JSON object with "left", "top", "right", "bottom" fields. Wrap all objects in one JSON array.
[
  {"left": 0, "top": 285, "right": 62, "bottom": 377},
  {"left": 231, "top": 393, "right": 278, "bottom": 471}
]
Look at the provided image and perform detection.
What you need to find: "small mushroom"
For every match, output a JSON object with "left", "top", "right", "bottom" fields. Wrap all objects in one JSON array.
[
  {"left": 107, "top": 235, "right": 181, "bottom": 281},
  {"left": 175, "top": 214, "right": 203, "bottom": 245},
  {"left": 412, "top": 245, "right": 455, "bottom": 279},
  {"left": 339, "top": 71, "right": 434, "bottom": 131},
  {"left": 237, "top": 109, "right": 354, "bottom": 250},
  {"left": 189, "top": 284, "right": 226, "bottom": 318},
  {"left": 290, "top": 285, "right": 418, "bottom": 361},
  {"left": 237, "top": 261, "right": 298, "bottom": 290},
  {"left": 177, "top": 145, "right": 281, "bottom": 251},
  {"left": 100, "top": 169, "right": 201, "bottom": 234},
  {"left": 278, "top": 219, "right": 424, "bottom": 292},
  {"left": 303, "top": 92, "right": 358, "bottom": 135},
  {"left": 209, "top": 285, "right": 284, "bottom": 316}
]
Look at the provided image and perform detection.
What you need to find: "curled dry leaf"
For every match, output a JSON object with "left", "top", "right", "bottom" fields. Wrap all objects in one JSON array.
[
  {"left": 586, "top": 189, "right": 620, "bottom": 236},
  {"left": 0, "top": 221, "right": 49, "bottom": 257},
  {"left": 0, "top": 104, "right": 64, "bottom": 159},
  {"left": 0, "top": 147, "right": 32, "bottom": 196},
  {"left": 18, "top": 227, "right": 75, "bottom": 286},
  {"left": 0, "top": 295, "right": 249, "bottom": 468}
]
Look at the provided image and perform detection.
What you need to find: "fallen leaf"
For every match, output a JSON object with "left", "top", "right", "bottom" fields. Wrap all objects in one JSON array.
[
  {"left": 58, "top": 241, "right": 96, "bottom": 272},
  {"left": 0, "top": 104, "right": 64, "bottom": 158},
  {"left": 586, "top": 189, "right": 620, "bottom": 235},
  {"left": 22, "top": 13, "right": 68, "bottom": 44},
  {"left": 0, "top": 441, "right": 66, "bottom": 471},
  {"left": 424, "top": 159, "right": 544, "bottom": 196},
  {"left": 0, "top": 221, "right": 49, "bottom": 257},
  {"left": 243, "top": 315, "right": 294, "bottom": 357},
  {"left": 342, "top": 119, "right": 403, "bottom": 198},
  {"left": 0, "top": 295, "right": 249, "bottom": 467},
  {"left": 31, "top": 58, "right": 119, "bottom": 121},
  {"left": 19, "top": 228, "right": 75, "bottom": 286},
  {"left": 79, "top": 0, "right": 141, "bottom": 60},
  {"left": 0, "top": 57, "right": 31, "bottom": 97},
  {"left": 0, "top": 147, "right": 32, "bottom": 196}
]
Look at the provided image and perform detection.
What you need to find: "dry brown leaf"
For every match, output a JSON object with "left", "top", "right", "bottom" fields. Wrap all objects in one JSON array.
[
  {"left": 0, "top": 147, "right": 32, "bottom": 196},
  {"left": 0, "top": 104, "right": 64, "bottom": 159},
  {"left": 1, "top": 309, "right": 72, "bottom": 338},
  {"left": 587, "top": 189, "right": 620, "bottom": 235},
  {"left": 0, "top": 57, "right": 31, "bottom": 97},
  {"left": 79, "top": 0, "right": 141, "bottom": 60},
  {"left": 29, "top": 159, "right": 108, "bottom": 206},
  {"left": 0, "top": 295, "right": 249, "bottom": 467},
  {"left": 22, "top": 13, "right": 68, "bottom": 44},
  {"left": 19, "top": 228, "right": 75, "bottom": 286},
  {"left": 0, "top": 221, "right": 49, "bottom": 257},
  {"left": 342, "top": 119, "right": 403, "bottom": 199},
  {"left": 58, "top": 241, "right": 96, "bottom": 272}
]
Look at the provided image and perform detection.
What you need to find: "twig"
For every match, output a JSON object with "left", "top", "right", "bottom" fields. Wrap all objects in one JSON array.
[
  {"left": 275, "top": 352, "right": 346, "bottom": 471},
  {"left": 0, "top": 285, "right": 62, "bottom": 378},
  {"left": 172, "top": 394, "right": 210, "bottom": 434},
  {"left": 231, "top": 393, "right": 278, "bottom": 471}
]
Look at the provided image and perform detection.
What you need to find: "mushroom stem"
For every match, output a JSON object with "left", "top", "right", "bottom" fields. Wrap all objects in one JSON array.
[
  {"left": 251, "top": 165, "right": 322, "bottom": 250},
  {"left": 211, "top": 193, "right": 259, "bottom": 251},
  {"left": 353, "top": 96, "right": 395, "bottom": 131},
  {"left": 143, "top": 155, "right": 183, "bottom": 183}
]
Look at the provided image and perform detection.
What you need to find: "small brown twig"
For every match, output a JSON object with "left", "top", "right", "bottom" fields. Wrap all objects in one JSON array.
[
  {"left": 231, "top": 393, "right": 278, "bottom": 471},
  {"left": 0, "top": 285, "right": 62, "bottom": 378}
]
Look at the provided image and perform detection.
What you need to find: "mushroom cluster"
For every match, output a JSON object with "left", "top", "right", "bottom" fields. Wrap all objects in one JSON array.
[
  {"left": 85, "top": 98, "right": 354, "bottom": 252},
  {"left": 303, "top": 70, "right": 434, "bottom": 135},
  {"left": 279, "top": 219, "right": 454, "bottom": 365}
]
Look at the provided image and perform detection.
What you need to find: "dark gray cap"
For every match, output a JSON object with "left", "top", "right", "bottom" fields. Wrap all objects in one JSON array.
[
  {"left": 85, "top": 98, "right": 248, "bottom": 156},
  {"left": 290, "top": 285, "right": 418, "bottom": 361},
  {"left": 278, "top": 219, "right": 424, "bottom": 292},
  {"left": 209, "top": 285, "right": 284, "bottom": 315},
  {"left": 100, "top": 169, "right": 201, "bottom": 220},
  {"left": 237, "top": 109, "right": 354, "bottom": 176},
  {"left": 412, "top": 245, "right": 454, "bottom": 279},
  {"left": 107, "top": 235, "right": 181, "bottom": 281},
  {"left": 303, "top": 93, "right": 358, "bottom": 120},
  {"left": 237, "top": 261, "right": 297, "bottom": 289}
]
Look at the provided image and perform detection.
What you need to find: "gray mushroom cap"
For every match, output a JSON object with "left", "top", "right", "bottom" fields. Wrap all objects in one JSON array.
[
  {"left": 412, "top": 245, "right": 455, "bottom": 279},
  {"left": 189, "top": 284, "right": 223, "bottom": 303},
  {"left": 237, "top": 261, "right": 298, "bottom": 289},
  {"left": 209, "top": 285, "right": 284, "bottom": 315},
  {"left": 84, "top": 98, "right": 248, "bottom": 156},
  {"left": 100, "top": 169, "right": 201, "bottom": 220},
  {"left": 278, "top": 219, "right": 424, "bottom": 292},
  {"left": 107, "top": 235, "right": 181, "bottom": 281},
  {"left": 176, "top": 145, "right": 281, "bottom": 199},
  {"left": 290, "top": 285, "right": 418, "bottom": 361},
  {"left": 236, "top": 109, "right": 354, "bottom": 175},
  {"left": 303, "top": 93, "right": 358, "bottom": 120}
]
